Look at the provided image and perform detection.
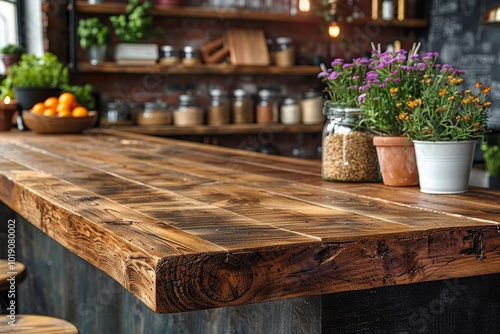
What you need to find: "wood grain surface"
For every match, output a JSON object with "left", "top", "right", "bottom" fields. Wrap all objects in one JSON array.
[
  {"left": 0, "top": 314, "right": 79, "bottom": 333},
  {"left": 0, "top": 129, "right": 499, "bottom": 314}
]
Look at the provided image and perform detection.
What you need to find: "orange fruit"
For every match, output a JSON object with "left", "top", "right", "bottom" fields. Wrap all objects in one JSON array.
[
  {"left": 58, "top": 92, "right": 78, "bottom": 108},
  {"left": 43, "top": 108, "right": 57, "bottom": 117},
  {"left": 58, "top": 109, "right": 72, "bottom": 117},
  {"left": 31, "top": 102, "right": 46, "bottom": 114},
  {"left": 44, "top": 97, "right": 59, "bottom": 109},
  {"left": 72, "top": 106, "right": 88, "bottom": 117},
  {"left": 56, "top": 103, "right": 71, "bottom": 113}
]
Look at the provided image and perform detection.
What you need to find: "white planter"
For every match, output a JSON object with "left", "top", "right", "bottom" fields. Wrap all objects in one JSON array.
[{"left": 414, "top": 140, "right": 476, "bottom": 194}]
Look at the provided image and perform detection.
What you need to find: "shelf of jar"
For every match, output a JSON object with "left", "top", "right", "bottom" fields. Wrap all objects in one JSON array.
[
  {"left": 74, "top": 1, "right": 318, "bottom": 23},
  {"left": 74, "top": 2, "right": 428, "bottom": 27},
  {"left": 110, "top": 123, "right": 324, "bottom": 136},
  {"left": 76, "top": 61, "right": 321, "bottom": 75}
]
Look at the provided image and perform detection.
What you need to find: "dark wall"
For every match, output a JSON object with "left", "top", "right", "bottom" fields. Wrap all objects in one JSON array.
[{"left": 426, "top": 0, "right": 500, "bottom": 131}]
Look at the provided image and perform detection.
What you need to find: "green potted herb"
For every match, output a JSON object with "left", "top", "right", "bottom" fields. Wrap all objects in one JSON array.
[
  {"left": 110, "top": 0, "right": 159, "bottom": 64},
  {"left": 481, "top": 141, "right": 500, "bottom": 189},
  {"left": 77, "top": 17, "right": 110, "bottom": 65},
  {"left": 7, "top": 52, "right": 69, "bottom": 110},
  {"left": 1, "top": 43, "right": 25, "bottom": 70}
]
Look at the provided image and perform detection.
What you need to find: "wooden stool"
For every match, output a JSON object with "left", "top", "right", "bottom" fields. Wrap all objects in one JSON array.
[
  {"left": 0, "top": 314, "right": 79, "bottom": 333},
  {"left": 0, "top": 260, "right": 25, "bottom": 291},
  {"left": 0, "top": 260, "right": 79, "bottom": 333}
]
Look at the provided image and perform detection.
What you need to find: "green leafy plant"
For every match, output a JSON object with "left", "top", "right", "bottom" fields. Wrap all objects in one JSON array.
[
  {"left": 481, "top": 142, "right": 500, "bottom": 177},
  {"left": 7, "top": 52, "right": 69, "bottom": 88},
  {"left": 110, "top": 0, "right": 156, "bottom": 43},
  {"left": 399, "top": 61, "right": 491, "bottom": 142},
  {"left": 77, "top": 17, "right": 110, "bottom": 49},
  {"left": 357, "top": 44, "right": 425, "bottom": 136},
  {"left": 318, "top": 57, "right": 369, "bottom": 107},
  {"left": 1, "top": 43, "right": 25, "bottom": 55}
]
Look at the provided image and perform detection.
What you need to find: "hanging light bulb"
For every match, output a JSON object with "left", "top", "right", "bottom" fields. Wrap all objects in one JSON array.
[
  {"left": 298, "top": 0, "right": 310, "bottom": 13},
  {"left": 328, "top": 21, "right": 340, "bottom": 38}
]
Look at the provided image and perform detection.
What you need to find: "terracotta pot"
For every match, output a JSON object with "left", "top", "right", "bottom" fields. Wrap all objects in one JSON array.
[
  {"left": 0, "top": 109, "right": 16, "bottom": 131},
  {"left": 373, "top": 136, "right": 418, "bottom": 186},
  {"left": 1, "top": 54, "right": 21, "bottom": 71}
]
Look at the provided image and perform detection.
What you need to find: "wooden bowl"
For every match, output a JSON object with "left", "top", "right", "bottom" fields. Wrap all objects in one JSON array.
[{"left": 22, "top": 111, "right": 98, "bottom": 134}]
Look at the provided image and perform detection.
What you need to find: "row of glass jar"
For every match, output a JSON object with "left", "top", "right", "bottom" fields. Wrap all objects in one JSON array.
[{"left": 107, "top": 90, "right": 325, "bottom": 127}]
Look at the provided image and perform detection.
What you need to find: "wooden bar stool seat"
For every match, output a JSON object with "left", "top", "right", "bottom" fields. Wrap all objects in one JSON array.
[
  {"left": 0, "top": 314, "right": 79, "bottom": 333},
  {"left": 0, "top": 260, "right": 25, "bottom": 291},
  {"left": 1, "top": 260, "right": 79, "bottom": 333}
]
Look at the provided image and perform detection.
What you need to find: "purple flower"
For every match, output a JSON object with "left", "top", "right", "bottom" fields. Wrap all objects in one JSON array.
[
  {"left": 328, "top": 71, "right": 341, "bottom": 80},
  {"left": 358, "top": 93, "right": 367, "bottom": 105},
  {"left": 342, "top": 63, "right": 355, "bottom": 69},
  {"left": 379, "top": 83, "right": 387, "bottom": 88},
  {"left": 331, "top": 58, "right": 344, "bottom": 66},
  {"left": 393, "top": 77, "right": 401, "bottom": 83},
  {"left": 352, "top": 75, "right": 360, "bottom": 80}
]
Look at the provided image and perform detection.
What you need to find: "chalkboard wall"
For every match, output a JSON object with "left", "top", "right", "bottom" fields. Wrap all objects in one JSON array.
[{"left": 426, "top": 0, "right": 500, "bottom": 130}]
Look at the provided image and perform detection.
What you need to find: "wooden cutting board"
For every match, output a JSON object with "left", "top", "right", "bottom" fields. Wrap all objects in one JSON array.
[{"left": 226, "top": 29, "right": 270, "bottom": 66}]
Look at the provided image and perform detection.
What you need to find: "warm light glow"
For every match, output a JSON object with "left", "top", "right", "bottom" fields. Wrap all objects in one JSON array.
[
  {"left": 299, "top": 0, "right": 310, "bottom": 13},
  {"left": 328, "top": 22, "right": 340, "bottom": 38},
  {"left": 3, "top": 96, "right": 11, "bottom": 105}
]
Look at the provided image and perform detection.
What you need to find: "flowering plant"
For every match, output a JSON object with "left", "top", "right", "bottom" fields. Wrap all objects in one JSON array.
[
  {"left": 318, "top": 57, "right": 369, "bottom": 107},
  {"left": 357, "top": 43, "right": 426, "bottom": 136},
  {"left": 399, "top": 62, "right": 491, "bottom": 142}
]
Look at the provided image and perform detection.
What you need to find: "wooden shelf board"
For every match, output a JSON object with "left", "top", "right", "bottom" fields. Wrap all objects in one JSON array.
[
  {"left": 113, "top": 124, "right": 324, "bottom": 136},
  {"left": 76, "top": 62, "right": 321, "bottom": 75},
  {"left": 75, "top": 2, "right": 428, "bottom": 27},
  {"left": 75, "top": 2, "right": 318, "bottom": 23}
]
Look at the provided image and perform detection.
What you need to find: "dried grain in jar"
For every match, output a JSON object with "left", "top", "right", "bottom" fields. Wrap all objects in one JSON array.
[
  {"left": 207, "top": 89, "right": 230, "bottom": 125},
  {"left": 137, "top": 100, "right": 171, "bottom": 125},
  {"left": 173, "top": 94, "right": 203, "bottom": 126},
  {"left": 322, "top": 102, "right": 379, "bottom": 182},
  {"left": 232, "top": 89, "right": 253, "bottom": 123}
]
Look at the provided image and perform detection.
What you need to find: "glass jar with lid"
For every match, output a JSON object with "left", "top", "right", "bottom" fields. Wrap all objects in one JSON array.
[
  {"left": 256, "top": 90, "right": 273, "bottom": 124},
  {"left": 274, "top": 37, "right": 295, "bottom": 67},
  {"left": 181, "top": 46, "right": 200, "bottom": 66},
  {"left": 232, "top": 89, "right": 253, "bottom": 124},
  {"left": 322, "top": 101, "right": 379, "bottom": 182},
  {"left": 280, "top": 97, "right": 300, "bottom": 125},
  {"left": 300, "top": 91, "right": 324, "bottom": 124},
  {"left": 137, "top": 100, "right": 171, "bottom": 125},
  {"left": 173, "top": 94, "right": 203, "bottom": 126},
  {"left": 102, "top": 100, "right": 132, "bottom": 126},
  {"left": 207, "top": 89, "right": 230, "bottom": 125},
  {"left": 159, "top": 45, "right": 179, "bottom": 66}
]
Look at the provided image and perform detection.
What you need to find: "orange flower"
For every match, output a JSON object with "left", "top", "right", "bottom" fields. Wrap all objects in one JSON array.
[{"left": 475, "top": 82, "right": 481, "bottom": 88}]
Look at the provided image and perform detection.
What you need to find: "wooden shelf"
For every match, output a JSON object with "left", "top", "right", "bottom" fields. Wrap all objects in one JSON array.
[
  {"left": 76, "top": 61, "right": 321, "bottom": 76},
  {"left": 74, "top": 2, "right": 428, "bottom": 27},
  {"left": 112, "top": 123, "right": 324, "bottom": 136},
  {"left": 74, "top": 2, "right": 318, "bottom": 23}
]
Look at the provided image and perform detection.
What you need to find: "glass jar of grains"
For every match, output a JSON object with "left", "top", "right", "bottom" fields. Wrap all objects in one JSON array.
[
  {"left": 256, "top": 90, "right": 273, "bottom": 124},
  {"left": 159, "top": 45, "right": 179, "bottom": 66},
  {"left": 173, "top": 94, "right": 203, "bottom": 126},
  {"left": 280, "top": 97, "right": 301, "bottom": 125},
  {"left": 181, "top": 46, "right": 200, "bottom": 66},
  {"left": 274, "top": 37, "right": 295, "bottom": 67},
  {"left": 137, "top": 100, "right": 171, "bottom": 125},
  {"left": 300, "top": 91, "right": 324, "bottom": 124},
  {"left": 322, "top": 101, "right": 379, "bottom": 182},
  {"left": 207, "top": 89, "right": 230, "bottom": 125},
  {"left": 232, "top": 89, "right": 253, "bottom": 123}
]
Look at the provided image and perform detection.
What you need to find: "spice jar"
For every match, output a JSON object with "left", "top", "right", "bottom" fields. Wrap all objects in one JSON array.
[
  {"left": 322, "top": 102, "right": 379, "bottom": 182},
  {"left": 256, "top": 90, "right": 273, "bottom": 123},
  {"left": 274, "top": 37, "right": 295, "bottom": 67},
  {"left": 159, "top": 45, "right": 179, "bottom": 66},
  {"left": 173, "top": 94, "right": 203, "bottom": 126},
  {"left": 102, "top": 100, "right": 133, "bottom": 125},
  {"left": 207, "top": 89, "right": 230, "bottom": 125},
  {"left": 181, "top": 46, "right": 200, "bottom": 66},
  {"left": 300, "top": 91, "right": 324, "bottom": 124},
  {"left": 232, "top": 89, "right": 253, "bottom": 123},
  {"left": 137, "top": 100, "right": 171, "bottom": 125},
  {"left": 280, "top": 97, "right": 301, "bottom": 125}
]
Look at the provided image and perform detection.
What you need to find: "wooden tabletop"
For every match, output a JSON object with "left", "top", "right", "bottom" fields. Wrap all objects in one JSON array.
[{"left": 0, "top": 129, "right": 499, "bottom": 314}]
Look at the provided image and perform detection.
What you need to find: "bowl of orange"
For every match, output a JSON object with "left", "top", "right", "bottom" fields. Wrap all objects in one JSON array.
[{"left": 23, "top": 93, "right": 98, "bottom": 134}]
